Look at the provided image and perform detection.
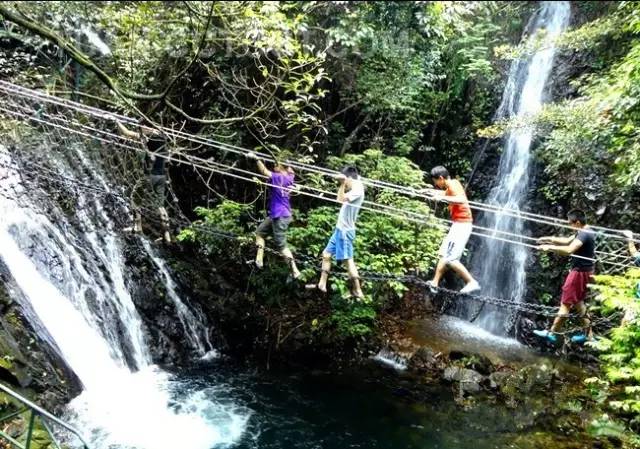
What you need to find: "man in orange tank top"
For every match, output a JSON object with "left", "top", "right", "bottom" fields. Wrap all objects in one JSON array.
[{"left": 425, "top": 166, "right": 480, "bottom": 294}]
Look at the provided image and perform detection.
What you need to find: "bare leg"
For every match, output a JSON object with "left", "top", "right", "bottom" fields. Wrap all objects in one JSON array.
[
  {"left": 346, "top": 258, "right": 363, "bottom": 298},
  {"left": 134, "top": 210, "right": 143, "bottom": 233},
  {"left": 431, "top": 258, "right": 449, "bottom": 286},
  {"left": 255, "top": 235, "right": 265, "bottom": 268},
  {"left": 550, "top": 303, "right": 571, "bottom": 333},
  {"left": 282, "top": 247, "right": 300, "bottom": 279},
  {"left": 158, "top": 206, "right": 171, "bottom": 243},
  {"left": 317, "top": 252, "right": 332, "bottom": 293},
  {"left": 575, "top": 301, "right": 593, "bottom": 338},
  {"left": 448, "top": 261, "right": 475, "bottom": 284}
]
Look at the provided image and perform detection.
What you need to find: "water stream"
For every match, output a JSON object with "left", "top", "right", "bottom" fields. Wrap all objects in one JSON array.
[
  {"left": 468, "top": 1, "right": 571, "bottom": 335},
  {"left": 0, "top": 141, "right": 574, "bottom": 448}
]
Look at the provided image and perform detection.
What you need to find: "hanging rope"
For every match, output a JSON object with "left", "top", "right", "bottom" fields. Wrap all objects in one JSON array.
[
  {"left": 1, "top": 101, "right": 636, "bottom": 272},
  {"left": 1, "top": 80, "right": 638, "bottom": 246},
  {"left": 0, "top": 156, "right": 609, "bottom": 321}
]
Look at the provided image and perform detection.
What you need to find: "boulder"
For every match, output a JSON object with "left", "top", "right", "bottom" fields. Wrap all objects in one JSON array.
[
  {"left": 448, "top": 350, "right": 494, "bottom": 375},
  {"left": 408, "top": 347, "right": 443, "bottom": 374},
  {"left": 496, "top": 361, "right": 558, "bottom": 401},
  {"left": 443, "top": 366, "right": 485, "bottom": 393},
  {"left": 488, "top": 371, "right": 512, "bottom": 390}
]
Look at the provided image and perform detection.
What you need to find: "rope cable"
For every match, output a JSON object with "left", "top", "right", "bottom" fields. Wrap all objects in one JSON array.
[
  {"left": 0, "top": 156, "right": 575, "bottom": 318},
  {"left": 1, "top": 81, "right": 638, "bottom": 244},
  {"left": 0, "top": 103, "right": 636, "bottom": 270}
]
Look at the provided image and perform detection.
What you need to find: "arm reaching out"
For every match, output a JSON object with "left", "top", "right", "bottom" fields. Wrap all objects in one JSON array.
[
  {"left": 336, "top": 176, "right": 347, "bottom": 203},
  {"left": 537, "top": 235, "right": 575, "bottom": 245},
  {"left": 256, "top": 160, "right": 272, "bottom": 177},
  {"left": 623, "top": 230, "right": 638, "bottom": 256},
  {"left": 246, "top": 152, "right": 272, "bottom": 177},
  {"left": 539, "top": 238, "right": 583, "bottom": 256},
  {"left": 117, "top": 121, "right": 141, "bottom": 140}
]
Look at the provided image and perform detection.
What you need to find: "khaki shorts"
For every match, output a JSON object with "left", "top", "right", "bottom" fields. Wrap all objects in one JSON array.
[
  {"left": 439, "top": 221, "right": 472, "bottom": 262},
  {"left": 256, "top": 216, "right": 292, "bottom": 250}
]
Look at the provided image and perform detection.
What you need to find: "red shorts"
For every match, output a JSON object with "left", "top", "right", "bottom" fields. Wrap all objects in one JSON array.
[{"left": 560, "top": 270, "right": 593, "bottom": 306}]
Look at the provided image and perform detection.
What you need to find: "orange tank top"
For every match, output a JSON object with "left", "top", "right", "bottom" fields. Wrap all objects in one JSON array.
[{"left": 445, "top": 179, "right": 472, "bottom": 222}]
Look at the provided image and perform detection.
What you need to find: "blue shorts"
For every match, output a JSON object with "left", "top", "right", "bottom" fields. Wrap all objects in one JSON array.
[{"left": 324, "top": 228, "right": 356, "bottom": 261}]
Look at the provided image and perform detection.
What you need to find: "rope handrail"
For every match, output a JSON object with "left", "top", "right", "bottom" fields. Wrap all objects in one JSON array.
[
  {"left": 0, "top": 156, "right": 620, "bottom": 320},
  {"left": 0, "top": 103, "right": 636, "bottom": 270},
  {"left": 1, "top": 80, "right": 638, "bottom": 245}
]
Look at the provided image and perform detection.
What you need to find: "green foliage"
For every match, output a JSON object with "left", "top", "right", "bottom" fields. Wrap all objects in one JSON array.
[
  {"left": 183, "top": 150, "right": 443, "bottom": 339},
  {"left": 177, "top": 201, "right": 252, "bottom": 256},
  {"left": 588, "top": 269, "right": 640, "bottom": 439},
  {"left": 329, "top": 299, "right": 377, "bottom": 338},
  {"left": 288, "top": 150, "right": 443, "bottom": 337},
  {"left": 477, "top": 2, "right": 640, "bottom": 215}
]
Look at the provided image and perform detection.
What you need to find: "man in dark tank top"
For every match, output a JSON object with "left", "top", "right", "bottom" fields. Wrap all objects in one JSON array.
[{"left": 117, "top": 120, "right": 171, "bottom": 243}]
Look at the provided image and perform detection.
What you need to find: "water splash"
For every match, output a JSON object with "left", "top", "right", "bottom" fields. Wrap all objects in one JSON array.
[
  {"left": 371, "top": 348, "right": 408, "bottom": 371},
  {"left": 81, "top": 25, "right": 111, "bottom": 56},
  {"left": 141, "top": 239, "right": 213, "bottom": 356}
]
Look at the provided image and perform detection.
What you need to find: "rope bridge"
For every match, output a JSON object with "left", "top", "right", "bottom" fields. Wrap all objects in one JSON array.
[{"left": 0, "top": 82, "right": 635, "bottom": 337}]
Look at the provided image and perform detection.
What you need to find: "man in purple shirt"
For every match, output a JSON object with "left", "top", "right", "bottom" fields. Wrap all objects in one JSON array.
[{"left": 248, "top": 152, "right": 300, "bottom": 278}]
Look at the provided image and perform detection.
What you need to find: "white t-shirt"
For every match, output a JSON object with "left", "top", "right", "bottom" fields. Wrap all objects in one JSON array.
[{"left": 336, "top": 178, "right": 365, "bottom": 231}]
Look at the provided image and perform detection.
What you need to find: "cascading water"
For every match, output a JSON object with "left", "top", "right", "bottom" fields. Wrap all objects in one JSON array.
[
  {"left": 141, "top": 239, "right": 215, "bottom": 358},
  {"left": 469, "top": 2, "right": 571, "bottom": 335},
  {"left": 0, "top": 145, "right": 248, "bottom": 449}
]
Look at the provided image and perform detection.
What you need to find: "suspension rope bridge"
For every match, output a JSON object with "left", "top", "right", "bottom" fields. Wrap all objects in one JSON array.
[
  {"left": 0, "top": 155, "right": 623, "bottom": 330},
  {"left": 0, "top": 80, "right": 627, "bottom": 238},
  {"left": 0, "top": 90, "right": 635, "bottom": 272},
  {"left": 1, "top": 80, "right": 638, "bottom": 247},
  {"left": 0, "top": 82, "right": 635, "bottom": 335}
]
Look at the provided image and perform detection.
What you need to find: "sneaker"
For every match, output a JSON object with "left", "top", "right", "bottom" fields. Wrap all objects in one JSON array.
[
  {"left": 425, "top": 280, "right": 438, "bottom": 294},
  {"left": 533, "top": 329, "right": 557, "bottom": 343},
  {"left": 460, "top": 280, "right": 481, "bottom": 294},
  {"left": 570, "top": 334, "right": 587, "bottom": 344}
]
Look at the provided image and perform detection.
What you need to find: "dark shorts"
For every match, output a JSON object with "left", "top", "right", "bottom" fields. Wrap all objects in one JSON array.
[
  {"left": 561, "top": 269, "right": 594, "bottom": 306},
  {"left": 132, "top": 174, "right": 166, "bottom": 209},
  {"left": 256, "top": 216, "right": 292, "bottom": 250},
  {"left": 150, "top": 174, "right": 166, "bottom": 206}
]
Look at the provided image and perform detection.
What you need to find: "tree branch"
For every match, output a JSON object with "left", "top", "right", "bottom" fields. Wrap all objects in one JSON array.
[
  {"left": 0, "top": 4, "right": 163, "bottom": 101},
  {"left": 149, "top": 1, "right": 215, "bottom": 115}
]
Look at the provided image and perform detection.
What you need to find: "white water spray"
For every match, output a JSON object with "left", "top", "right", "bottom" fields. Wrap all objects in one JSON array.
[
  {"left": 141, "top": 239, "right": 214, "bottom": 357},
  {"left": 0, "top": 147, "right": 248, "bottom": 449}
]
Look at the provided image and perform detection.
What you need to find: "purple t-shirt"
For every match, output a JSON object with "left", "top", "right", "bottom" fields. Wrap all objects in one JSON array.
[{"left": 268, "top": 172, "right": 294, "bottom": 218}]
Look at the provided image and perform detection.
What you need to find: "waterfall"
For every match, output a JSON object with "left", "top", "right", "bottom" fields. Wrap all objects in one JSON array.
[
  {"left": 141, "top": 239, "right": 214, "bottom": 357},
  {"left": 469, "top": 2, "right": 571, "bottom": 335},
  {"left": 0, "top": 145, "right": 248, "bottom": 448}
]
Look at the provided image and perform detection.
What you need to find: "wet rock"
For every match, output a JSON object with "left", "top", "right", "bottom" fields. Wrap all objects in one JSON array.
[
  {"left": 443, "top": 366, "right": 485, "bottom": 393},
  {"left": 496, "top": 362, "right": 558, "bottom": 401},
  {"left": 488, "top": 371, "right": 512, "bottom": 390},
  {"left": 448, "top": 350, "right": 494, "bottom": 375},
  {"left": 0, "top": 355, "right": 31, "bottom": 388},
  {"left": 408, "top": 347, "right": 443, "bottom": 375}
]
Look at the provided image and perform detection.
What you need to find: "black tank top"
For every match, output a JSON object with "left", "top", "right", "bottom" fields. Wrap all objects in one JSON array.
[
  {"left": 571, "top": 228, "right": 596, "bottom": 271},
  {"left": 146, "top": 134, "right": 168, "bottom": 175}
]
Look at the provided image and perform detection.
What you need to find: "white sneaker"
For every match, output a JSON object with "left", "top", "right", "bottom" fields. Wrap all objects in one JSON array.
[{"left": 460, "top": 280, "right": 481, "bottom": 294}]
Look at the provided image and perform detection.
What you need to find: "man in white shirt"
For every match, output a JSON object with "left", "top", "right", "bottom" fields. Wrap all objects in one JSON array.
[{"left": 306, "top": 166, "right": 365, "bottom": 298}]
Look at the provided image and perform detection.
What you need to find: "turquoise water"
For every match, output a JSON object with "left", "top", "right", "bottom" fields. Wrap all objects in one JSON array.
[{"left": 176, "top": 361, "right": 542, "bottom": 449}]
